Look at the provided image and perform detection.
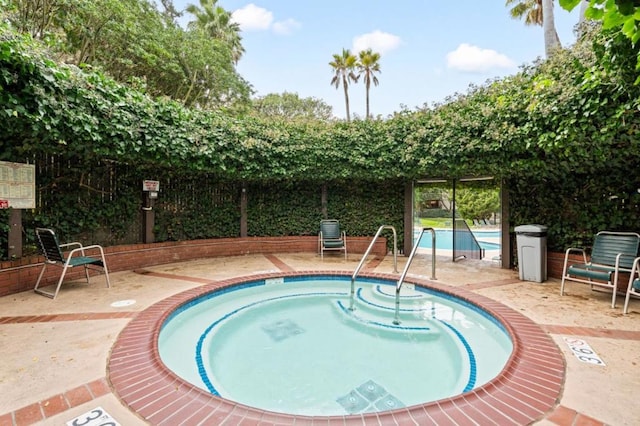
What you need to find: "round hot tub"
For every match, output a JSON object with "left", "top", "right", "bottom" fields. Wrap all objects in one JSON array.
[{"left": 108, "top": 270, "right": 564, "bottom": 425}]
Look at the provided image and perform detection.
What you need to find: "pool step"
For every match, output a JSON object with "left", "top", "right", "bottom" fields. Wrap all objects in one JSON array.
[
  {"left": 333, "top": 299, "right": 441, "bottom": 339},
  {"left": 366, "top": 284, "right": 432, "bottom": 306}
]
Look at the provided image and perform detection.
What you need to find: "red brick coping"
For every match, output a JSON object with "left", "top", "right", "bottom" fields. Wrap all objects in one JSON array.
[{"left": 108, "top": 271, "right": 564, "bottom": 425}]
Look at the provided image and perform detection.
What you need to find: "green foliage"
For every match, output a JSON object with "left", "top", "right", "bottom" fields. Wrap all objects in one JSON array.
[
  {"left": 561, "top": 0, "right": 640, "bottom": 80},
  {"left": 247, "top": 181, "right": 322, "bottom": 236},
  {"left": 326, "top": 180, "right": 405, "bottom": 251},
  {"left": 155, "top": 176, "right": 241, "bottom": 241},
  {"left": 251, "top": 92, "right": 333, "bottom": 121},
  {"left": 4, "top": 0, "right": 251, "bottom": 110},
  {"left": 2, "top": 22, "right": 640, "bottom": 256},
  {"left": 456, "top": 187, "right": 500, "bottom": 221}
]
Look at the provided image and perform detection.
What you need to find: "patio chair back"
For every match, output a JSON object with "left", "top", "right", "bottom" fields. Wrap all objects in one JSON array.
[{"left": 36, "top": 228, "right": 65, "bottom": 263}]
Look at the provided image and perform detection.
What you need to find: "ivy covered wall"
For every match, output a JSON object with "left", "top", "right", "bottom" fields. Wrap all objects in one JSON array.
[{"left": 2, "top": 24, "right": 640, "bottom": 259}]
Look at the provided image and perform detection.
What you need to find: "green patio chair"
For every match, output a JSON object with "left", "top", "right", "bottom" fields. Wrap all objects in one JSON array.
[
  {"left": 561, "top": 231, "right": 640, "bottom": 308},
  {"left": 34, "top": 228, "right": 111, "bottom": 299},
  {"left": 318, "top": 219, "right": 347, "bottom": 260},
  {"left": 623, "top": 257, "right": 640, "bottom": 314}
]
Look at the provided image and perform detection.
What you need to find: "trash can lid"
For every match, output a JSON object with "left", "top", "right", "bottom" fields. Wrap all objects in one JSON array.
[{"left": 515, "top": 224, "right": 548, "bottom": 233}]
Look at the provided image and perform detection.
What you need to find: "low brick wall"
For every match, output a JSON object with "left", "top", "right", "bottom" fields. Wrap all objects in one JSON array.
[
  {"left": 548, "top": 250, "right": 574, "bottom": 279},
  {"left": 0, "top": 236, "right": 387, "bottom": 298}
]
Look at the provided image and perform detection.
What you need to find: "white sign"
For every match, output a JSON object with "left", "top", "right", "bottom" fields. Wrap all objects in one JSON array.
[
  {"left": 142, "top": 180, "right": 160, "bottom": 192},
  {"left": 0, "top": 161, "right": 35, "bottom": 209},
  {"left": 563, "top": 337, "right": 605, "bottom": 366},
  {"left": 67, "top": 406, "right": 121, "bottom": 426}
]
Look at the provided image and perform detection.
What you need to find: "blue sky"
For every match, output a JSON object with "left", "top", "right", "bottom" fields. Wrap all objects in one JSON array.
[{"left": 170, "top": 1, "right": 582, "bottom": 119}]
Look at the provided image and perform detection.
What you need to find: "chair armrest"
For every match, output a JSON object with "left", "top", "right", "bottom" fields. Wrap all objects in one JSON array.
[
  {"left": 615, "top": 252, "right": 638, "bottom": 271},
  {"left": 562, "top": 247, "right": 588, "bottom": 276},
  {"left": 628, "top": 257, "right": 640, "bottom": 284},
  {"left": 60, "top": 242, "right": 83, "bottom": 250},
  {"left": 67, "top": 244, "right": 106, "bottom": 258},
  {"left": 564, "top": 247, "right": 586, "bottom": 256},
  {"left": 564, "top": 247, "right": 588, "bottom": 263}
]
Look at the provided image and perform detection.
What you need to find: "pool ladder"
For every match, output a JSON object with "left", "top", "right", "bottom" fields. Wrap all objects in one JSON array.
[
  {"left": 394, "top": 227, "right": 436, "bottom": 325},
  {"left": 349, "top": 225, "right": 399, "bottom": 311},
  {"left": 349, "top": 226, "right": 438, "bottom": 324}
]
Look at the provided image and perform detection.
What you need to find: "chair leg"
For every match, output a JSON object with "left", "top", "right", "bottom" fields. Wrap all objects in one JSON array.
[
  {"left": 33, "top": 262, "right": 67, "bottom": 299},
  {"left": 50, "top": 265, "right": 71, "bottom": 299},
  {"left": 623, "top": 290, "right": 632, "bottom": 314},
  {"left": 84, "top": 265, "right": 91, "bottom": 284},
  {"left": 102, "top": 260, "right": 111, "bottom": 288},
  {"left": 33, "top": 263, "right": 48, "bottom": 295}
]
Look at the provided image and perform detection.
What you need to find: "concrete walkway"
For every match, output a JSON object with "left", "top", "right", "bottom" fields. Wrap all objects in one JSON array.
[{"left": 0, "top": 253, "right": 639, "bottom": 425}]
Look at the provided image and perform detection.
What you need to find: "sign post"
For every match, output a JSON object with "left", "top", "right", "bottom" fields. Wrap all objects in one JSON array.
[
  {"left": 0, "top": 161, "right": 36, "bottom": 258},
  {"left": 141, "top": 180, "right": 159, "bottom": 244}
]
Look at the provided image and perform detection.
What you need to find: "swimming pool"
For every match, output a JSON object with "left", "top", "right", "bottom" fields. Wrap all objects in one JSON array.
[
  {"left": 158, "top": 275, "right": 512, "bottom": 416},
  {"left": 416, "top": 229, "right": 501, "bottom": 250}
]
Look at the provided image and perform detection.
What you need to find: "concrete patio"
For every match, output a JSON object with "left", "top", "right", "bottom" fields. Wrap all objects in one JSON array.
[{"left": 0, "top": 252, "right": 639, "bottom": 425}]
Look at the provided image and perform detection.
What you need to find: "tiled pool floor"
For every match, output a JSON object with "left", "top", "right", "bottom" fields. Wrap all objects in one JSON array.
[{"left": 1, "top": 253, "right": 639, "bottom": 425}]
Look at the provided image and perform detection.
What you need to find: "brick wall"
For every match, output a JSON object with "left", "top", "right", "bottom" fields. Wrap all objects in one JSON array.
[
  {"left": 0, "top": 236, "right": 386, "bottom": 297},
  {"left": 547, "top": 250, "right": 577, "bottom": 278}
]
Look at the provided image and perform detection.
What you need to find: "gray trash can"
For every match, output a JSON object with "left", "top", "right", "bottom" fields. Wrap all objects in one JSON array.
[{"left": 515, "top": 224, "right": 548, "bottom": 282}]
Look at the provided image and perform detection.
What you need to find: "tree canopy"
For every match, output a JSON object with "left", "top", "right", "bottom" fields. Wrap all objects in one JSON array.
[
  {"left": 2, "top": 0, "right": 251, "bottom": 110},
  {"left": 251, "top": 92, "right": 333, "bottom": 121}
]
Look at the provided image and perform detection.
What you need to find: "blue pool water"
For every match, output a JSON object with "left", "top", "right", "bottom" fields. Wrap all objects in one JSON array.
[
  {"left": 159, "top": 275, "right": 512, "bottom": 416},
  {"left": 416, "top": 229, "right": 501, "bottom": 250}
]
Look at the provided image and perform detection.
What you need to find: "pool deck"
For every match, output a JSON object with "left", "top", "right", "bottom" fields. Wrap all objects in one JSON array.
[{"left": 1, "top": 252, "right": 639, "bottom": 425}]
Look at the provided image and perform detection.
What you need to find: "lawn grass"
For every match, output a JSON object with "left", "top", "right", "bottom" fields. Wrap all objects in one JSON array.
[{"left": 418, "top": 218, "right": 476, "bottom": 229}]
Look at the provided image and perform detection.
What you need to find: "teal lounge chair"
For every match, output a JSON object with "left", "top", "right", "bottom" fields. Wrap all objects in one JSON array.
[
  {"left": 34, "top": 228, "right": 111, "bottom": 299},
  {"left": 623, "top": 257, "right": 640, "bottom": 314},
  {"left": 561, "top": 231, "right": 640, "bottom": 308},
  {"left": 318, "top": 220, "right": 347, "bottom": 260}
]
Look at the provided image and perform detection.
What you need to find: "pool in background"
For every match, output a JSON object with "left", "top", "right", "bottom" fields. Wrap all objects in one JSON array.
[
  {"left": 158, "top": 276, "right": 512, "bottom": 416},
  {"left": 416, "top": 228, "right": 501, "bottom": 251}
]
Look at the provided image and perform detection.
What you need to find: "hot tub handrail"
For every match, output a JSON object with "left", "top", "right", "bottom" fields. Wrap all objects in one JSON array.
[
  {"left": 394, "top": 227, "right": 436, "bottom": 325},
  {"left": 349, "top": 225, "right": 398, "bottom": 311}
]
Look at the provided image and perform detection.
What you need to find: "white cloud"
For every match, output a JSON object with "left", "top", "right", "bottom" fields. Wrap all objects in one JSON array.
[
  {"left": 352, "top": 30, "right": 402, "bottom": 55},
  {"left": 446, "top": 43, "right": 516, "bottom": 73},
  {"left": 231, "top": 4, "right": 273, "bottom": 31},
  {"left": 272, "top": 18, "right": 302, "bottom": 35},
  {"left": 231, "top": 4, "right": 299, "bottom": 35}
]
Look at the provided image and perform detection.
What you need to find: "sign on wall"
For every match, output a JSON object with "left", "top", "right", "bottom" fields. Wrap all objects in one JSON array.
[
  {"left": 142, "top": 179, "right": 160, "bottom": 192},
  {"left": 0, "top": 161, "right": 35, "bottom": 209}
]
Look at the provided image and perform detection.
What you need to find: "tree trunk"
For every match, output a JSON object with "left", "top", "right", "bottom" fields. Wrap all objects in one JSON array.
[
  {"left": 365, "top": 80, "right": 370, "bottom": 119},
  {"left": 342, "top": 76, "right": 351, "bottom": 122},
  {"left": 542, "top": 0, "right": 561, "bottom": 58}
]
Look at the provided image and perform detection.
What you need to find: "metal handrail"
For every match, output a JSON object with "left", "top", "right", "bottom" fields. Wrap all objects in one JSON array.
[
  {"left": 349, "top": 225, "right": 398, "bottom": 311},
  {"left": 394, "top": 227, "right": 436, "bottom": 324}
]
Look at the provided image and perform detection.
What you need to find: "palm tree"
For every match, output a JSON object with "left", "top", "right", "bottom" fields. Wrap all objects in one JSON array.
[
  {"left": 541, "top": 0, "right": 561, "bottom": 57},
  {"left": 506, "top": 0, "right": 543, "bottom": 25},
  {"left": 329, "top": 49, "right": 358, "bottom": 122},
  {"left": 505, "top": 0, "right": 560, "bottom": 57},
  {"left": 357, "top": 49, "right": 381, "bottom": 119},
  {"left": 186, "top": 0, "right": 244, "bottom": 63}
]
